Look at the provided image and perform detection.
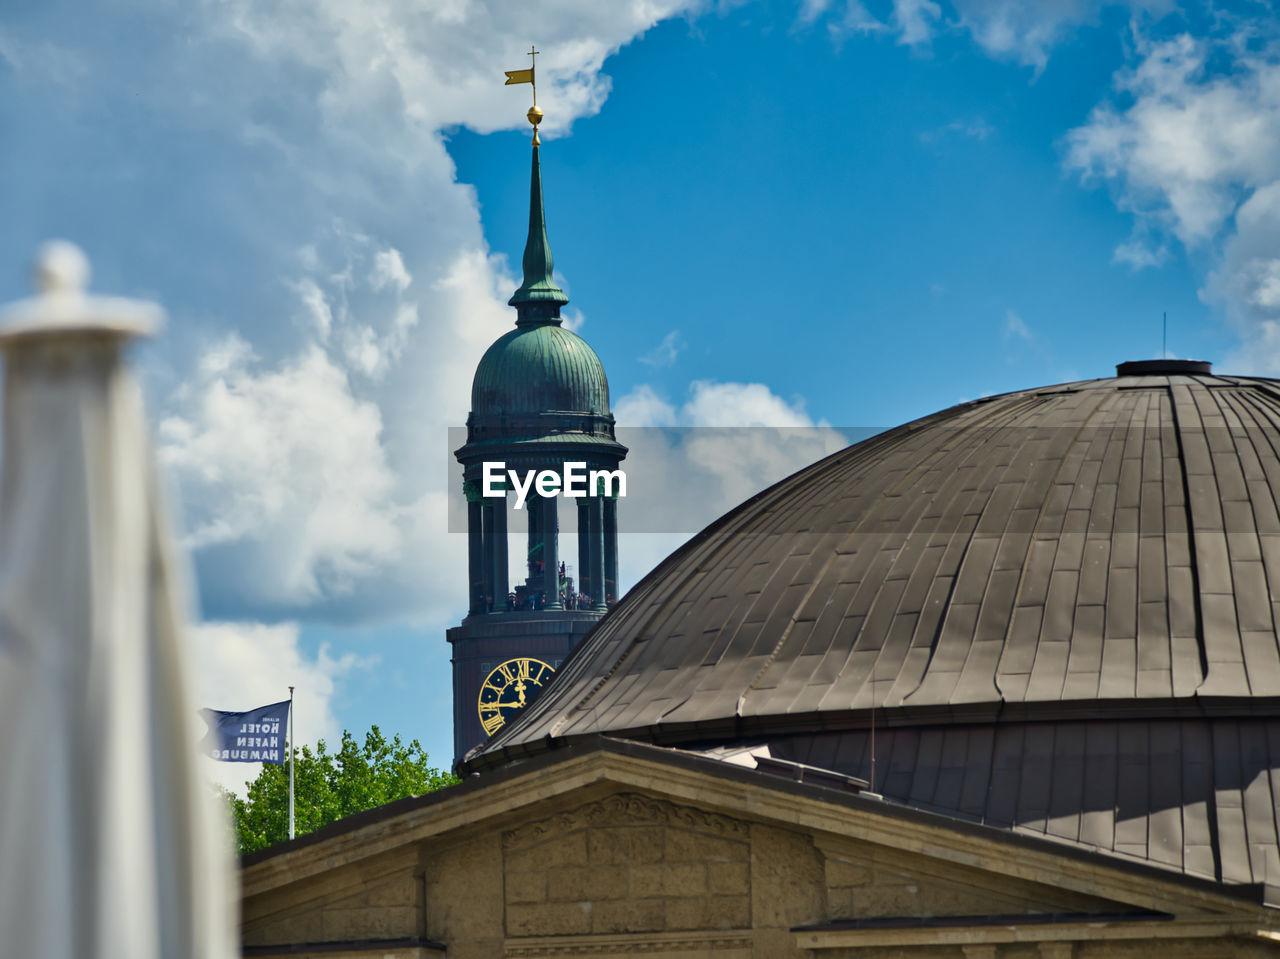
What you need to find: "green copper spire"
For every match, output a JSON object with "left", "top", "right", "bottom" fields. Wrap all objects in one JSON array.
[{"left": 509, "top": 139, "right": 569, "bottom": 324}]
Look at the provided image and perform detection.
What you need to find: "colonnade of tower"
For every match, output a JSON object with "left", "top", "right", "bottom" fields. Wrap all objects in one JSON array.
[{"left": 464, "top": 486, "right": 619, "bottom": 615}]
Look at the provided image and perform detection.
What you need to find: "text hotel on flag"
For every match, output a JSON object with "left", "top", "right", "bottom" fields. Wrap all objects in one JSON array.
[{"left": 201, "top": 700, "right": 290, "bottom": 764}]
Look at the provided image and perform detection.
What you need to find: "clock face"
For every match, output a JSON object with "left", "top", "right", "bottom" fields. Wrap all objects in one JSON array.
[{"left": 477, "top": 657, "right": 555, "bottom": 736}]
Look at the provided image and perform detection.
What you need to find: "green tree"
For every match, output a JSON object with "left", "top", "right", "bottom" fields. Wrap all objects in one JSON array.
[{"left": 219, "top": 726, "right": 458, "bottom": 853}]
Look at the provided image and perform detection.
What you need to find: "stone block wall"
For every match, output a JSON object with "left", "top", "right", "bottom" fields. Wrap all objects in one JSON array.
[
  {"left": 816, "top": 835, "right": 1123, "bottom": 921},
  {"left": 423, "top": 831, "right": 505, "bottom": 959},
  {"left": 243, "top": 783, "right": 1258, "bottom": 958},
  {"left": 500, "top": 793, "right": 753, "bottom": 937},
  {"left": 241, "top": 849, "right": 421, "bottom": 948}
]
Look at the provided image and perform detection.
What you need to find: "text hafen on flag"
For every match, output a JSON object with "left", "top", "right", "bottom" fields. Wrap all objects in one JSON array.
[{"left": 200, "top": 699, "right": 291, "bottom": 764}]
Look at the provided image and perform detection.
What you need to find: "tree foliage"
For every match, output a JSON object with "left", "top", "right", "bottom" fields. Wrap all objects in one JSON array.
[{"left": 220, "top": 726, "right": 458, "bottom": 853}]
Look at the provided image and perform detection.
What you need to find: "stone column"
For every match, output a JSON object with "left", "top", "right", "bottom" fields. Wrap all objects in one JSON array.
[
  {"left": 577, "top": 498, "right": 592, "bottom": 607},
  {"left": 480, "top": 499, "right": 495, "bottom": 612},
  {"left": 490, "top": 486, "right": 508, "bottom": 611},
  {"left": 542, "top": 493, "right": 561, "bottom": 610},
  {"left": 588, "top": 491, "right": 606, "bottom": 612},
  {"left": 526, "top": 489, "right": 542, "bottom": 581},
  {"left": 604, "top": 494, "right": 619, "bottom": 605},
  {"left": 465, "top": 480, "right": 484, "bottom": 615}
]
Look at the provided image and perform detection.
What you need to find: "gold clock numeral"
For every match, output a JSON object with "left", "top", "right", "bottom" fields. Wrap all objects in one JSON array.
[{"left": 477, "top": 657, "right": 557, "bottom": 735}]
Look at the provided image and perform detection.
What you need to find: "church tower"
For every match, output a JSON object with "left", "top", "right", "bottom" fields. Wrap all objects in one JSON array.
[{"left": 448, "top": 91, "right": 626, "bottom": 766}]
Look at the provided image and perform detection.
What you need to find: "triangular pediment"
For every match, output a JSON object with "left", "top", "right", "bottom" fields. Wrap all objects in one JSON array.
[{"left": 240, "top": 740, "right": 1278, "bottom": 958}]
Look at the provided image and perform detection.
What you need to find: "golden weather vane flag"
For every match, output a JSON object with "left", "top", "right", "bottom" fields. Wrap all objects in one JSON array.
[
  {"left": 504, "top": 46, "right": 538, "bottom": 96},
  {"left": 505, "top": 46, "right": 544, "bottom": 143}
]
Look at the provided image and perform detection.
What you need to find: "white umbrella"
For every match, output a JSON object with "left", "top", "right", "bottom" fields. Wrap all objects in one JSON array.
[{"left": 0, "top": 242, "right": 237, "bottom": 958}]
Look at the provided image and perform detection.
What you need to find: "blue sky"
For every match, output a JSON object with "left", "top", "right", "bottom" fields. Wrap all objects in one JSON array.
[{"left": 3, "top": 0, "right": 1279, "bottom": 785}]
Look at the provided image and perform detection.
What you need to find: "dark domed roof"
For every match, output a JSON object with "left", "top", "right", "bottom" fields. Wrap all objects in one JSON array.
[
  {"left": 470, "top": 363, "right": 1280, "bottom": 887},
  {"left": 471, "top": 323, "right": 610, "bottom": 417}
]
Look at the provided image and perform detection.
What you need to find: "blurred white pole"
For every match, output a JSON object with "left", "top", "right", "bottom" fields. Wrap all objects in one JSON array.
[
  {"left": 288, "top": 685, "right": 295, "bottom": 840},
  {"left": 0, "top": 242, "right": 237, "bottom": 959}
]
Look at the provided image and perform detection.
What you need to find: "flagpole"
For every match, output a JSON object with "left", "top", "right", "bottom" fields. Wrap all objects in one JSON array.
[{"left": 288, "top": 685, "right": 295, "bottom": 841}]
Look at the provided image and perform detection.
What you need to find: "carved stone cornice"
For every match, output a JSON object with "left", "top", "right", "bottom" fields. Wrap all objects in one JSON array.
[
  {"left": 502, "top": 792, "right": 750, "bottom": 851},
  {"left": 504, "top": 929, "right": 753, "bottom": 956}
]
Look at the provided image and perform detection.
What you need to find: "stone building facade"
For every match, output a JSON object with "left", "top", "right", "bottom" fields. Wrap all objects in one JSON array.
[{"left": 241, "top": 740, "right": 1279, "bottom": 957}]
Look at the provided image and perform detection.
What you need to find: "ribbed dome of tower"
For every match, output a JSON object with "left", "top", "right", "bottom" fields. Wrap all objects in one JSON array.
[
  {"left": 471, "top": 323, "right": 610, "bottom": 417},
  {"left": 470, "top": 361, "right": 1280, "bottom": 887}
]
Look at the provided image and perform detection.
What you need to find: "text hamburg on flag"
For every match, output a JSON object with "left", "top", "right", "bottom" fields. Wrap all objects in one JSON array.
[{"left": 200, "top": 700, "right": 290, "bottom": 764}]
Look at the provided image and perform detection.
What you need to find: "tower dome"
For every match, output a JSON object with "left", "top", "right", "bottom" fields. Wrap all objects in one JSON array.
[
  {"left": 470, "top": 323, "right": 610, "bottom": 418},
  {"left": 470, "top": 361, "right": 1280, "bottom": 887}
]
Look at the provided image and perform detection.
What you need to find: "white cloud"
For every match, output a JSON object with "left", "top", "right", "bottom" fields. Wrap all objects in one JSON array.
[
  {"left": 894, "top": 0, "right": 944, "bottom": 46},
  {"left": 191, "top": 620, "right": 365, "bottom": 795},
  {"left": 952, "top": 0, "right": 1073, "bottom": 68},
  {"left": 292, "top": 233, "right": 423, "bottom": 381},
  {"left": 615, "top": 383, "right": 678, "bottom": 427},
  {"left": 920, "top": 116, "right": 994, "bottom": 143},
  {"left": 821, "top": 0, "right": 1169, "bottom": 69},
  {"left": 952, "top": 0, "right": 1171, "bottom": 73},
  {"left": 684, "top": 379, "right": 820, "bottom": 427},
  {"left": 824, "top": 1, "right": 885, "bottom": 39},
  {"left": 371, "top": 248, "right": 412, "bottom": 293},
  {"left": 814, "top": 0, "right": 934, "bottom": 44},
  {"left": 1066, "top": 25, "right": 1280, "bottom": 368},
  {"left": 158, "top": 221, "right": 516, "bottom": 622},
  {"left": 1211, "top": 180, "right": 1280, "bottom": 371},
  {"left": 639, "top": 330, "right": 685, "bottom": 368},
  {"left": 1112, "top": 221, "right": 1169, "bottom": 269},
  {"left": 0, "top": 29, "right": 87, "bottom": 88},
  {"left": 340, "top": 324, "right": 386, "bottom": 378},
  {"left": 1003, "top": 308, "right": 1032, "bottom": 342},
  {"left": 293, "top": 277, "right": 334, "bottom": 341},
  {"left": 208, "top": 0, "right": 701, "bottom": 144},
  {"left": 1066, "top": 33, "right": 1280, "bottom": 246},
  {"left": 158, "top": 335, "right": 401, "bottom": 606},
  {"left": 612, "top": 379, "right": 848, "bottom": 590},
  {"left": 798, "top": 0, "right": 833, "bottom": 27},
  {"left": 618, "top": 378, "right": 828, "bottom": 429},
  {"left": 160, "top": 242, "right": 521, "bottom": 625}
]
